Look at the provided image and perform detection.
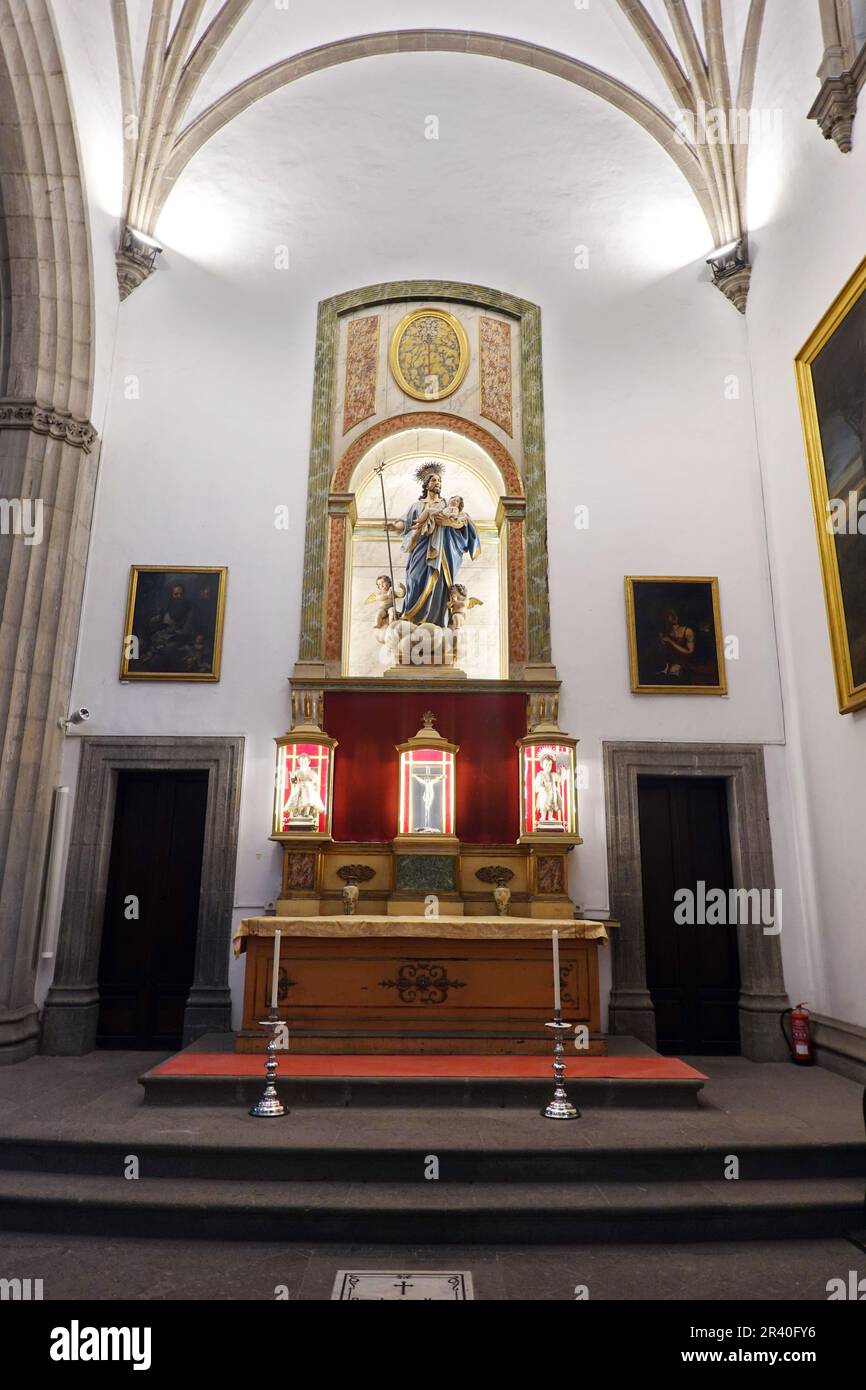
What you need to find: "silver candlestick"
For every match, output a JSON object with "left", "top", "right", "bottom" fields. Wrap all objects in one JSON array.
[
  {"left": 249, "top": 1007, "right": 288, "bottom": 1118},
  {"left": 541, "top": 1011, "right": 581, "bottom": 1120}
]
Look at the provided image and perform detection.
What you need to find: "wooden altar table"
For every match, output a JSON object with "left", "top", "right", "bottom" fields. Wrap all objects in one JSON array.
[{"left": 234, "top": 915, "right": 611, "bottom": 1055}]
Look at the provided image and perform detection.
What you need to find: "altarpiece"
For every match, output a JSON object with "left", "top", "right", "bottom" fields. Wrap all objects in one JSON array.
[{"left": 235, "top": 282, "right": 608, "bottom": 1055}]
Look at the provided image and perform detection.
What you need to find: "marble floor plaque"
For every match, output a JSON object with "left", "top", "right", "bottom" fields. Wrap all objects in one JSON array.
[{"left": 332, "top": 1270, "right": 474, "bottom": 1300}]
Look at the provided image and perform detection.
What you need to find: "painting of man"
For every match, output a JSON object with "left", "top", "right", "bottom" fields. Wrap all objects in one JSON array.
[
  {"left": 120, "top": 566, "right": 228, "bottom": 681},
  {"left": 626, "top": 577, "right": 726, "bottom": 694}
]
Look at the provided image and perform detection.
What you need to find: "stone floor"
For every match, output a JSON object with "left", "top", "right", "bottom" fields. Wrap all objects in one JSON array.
[
  {"left": 0, "top": 1051, "right": 862, "bottom": 1299},
  {"left": 0, "top": 1230, "right": 863, "bottom": 1300},
  {"left": 0, "top": 1051, "right": 862, "bottom": 1149}
]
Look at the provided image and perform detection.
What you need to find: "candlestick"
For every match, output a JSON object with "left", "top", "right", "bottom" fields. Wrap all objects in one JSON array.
[
  {"left": 249, "top": 1007, "right": 288, "bottom": 1119},
  {"left": 552, "top": 929, "right": 561, "bottom": 1012},
  {"left": 541, "top": 1010, "right": 580, "bottom": 1120},
  {"left": 270, "top": 929, "right": 281, "bottom": 1009}
]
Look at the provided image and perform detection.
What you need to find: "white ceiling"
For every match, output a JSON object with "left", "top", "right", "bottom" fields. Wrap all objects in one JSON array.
[{"left": 155, "top": 45, "right": 710, "bottom": 293}]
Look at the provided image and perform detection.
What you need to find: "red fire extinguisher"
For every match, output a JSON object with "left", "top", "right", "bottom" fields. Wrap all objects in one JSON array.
[{"left": 781, "top": 1002, "right": 815, "bottom": 1065}]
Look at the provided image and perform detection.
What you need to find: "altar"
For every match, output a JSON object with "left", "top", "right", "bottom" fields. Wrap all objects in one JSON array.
[{"left": 234, "top": 915, "right": 610, "bottom": 1055}]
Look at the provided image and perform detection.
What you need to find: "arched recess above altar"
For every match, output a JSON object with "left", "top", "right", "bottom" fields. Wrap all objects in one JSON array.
[
  {"left": 295, "top": 280, "right": 555, "bottom": 686},
  {"left": 330, "top": 417, "right": 524, "bottom": 679}
]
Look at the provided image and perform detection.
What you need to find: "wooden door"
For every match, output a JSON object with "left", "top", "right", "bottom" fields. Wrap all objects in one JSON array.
[
  {"left": 637, "top": 776, "right": 740, "bottom": 1054},
  {"left": 96, "top": 770, "right": 208, "bottom": 1048}
]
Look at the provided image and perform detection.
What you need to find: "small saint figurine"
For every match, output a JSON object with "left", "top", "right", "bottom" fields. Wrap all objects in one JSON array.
[
  {"left": 286, "top": 754, "right": 326, "bottom": 822},
  {"left": 534, "top": 752, "right": 564, "bottom": 828}
]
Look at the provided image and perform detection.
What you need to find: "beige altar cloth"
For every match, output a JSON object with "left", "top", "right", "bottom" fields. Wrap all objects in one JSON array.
[{"left": 233, "top": 914, "right": 611, "bottom": 958}]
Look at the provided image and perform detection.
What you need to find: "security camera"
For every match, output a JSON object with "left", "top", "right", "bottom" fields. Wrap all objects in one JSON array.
[{"left": 60, "top": 707, "right": 91, "bottom": 730}]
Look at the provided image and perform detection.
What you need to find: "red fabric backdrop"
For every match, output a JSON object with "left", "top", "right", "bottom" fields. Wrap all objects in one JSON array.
[{"left": 326, "top": 691, "right": 525, "bottom": 844}]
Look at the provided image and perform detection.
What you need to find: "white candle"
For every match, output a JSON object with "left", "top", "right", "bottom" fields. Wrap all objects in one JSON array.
[
  {"left": 552, "top": 929, "right": 561, "bottom": 1013},
  {"left": 270, "top": 929, "right": 282, "bottom": 1009}
]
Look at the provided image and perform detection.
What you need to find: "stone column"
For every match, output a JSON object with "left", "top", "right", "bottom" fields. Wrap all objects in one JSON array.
[{"left": 0, "top": 0, "right": 97, "bottom": 1061}]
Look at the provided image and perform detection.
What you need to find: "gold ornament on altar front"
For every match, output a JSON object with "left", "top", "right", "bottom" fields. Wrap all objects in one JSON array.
[{"left": 389, "top": 307, "right": 470, "bottom": 401}]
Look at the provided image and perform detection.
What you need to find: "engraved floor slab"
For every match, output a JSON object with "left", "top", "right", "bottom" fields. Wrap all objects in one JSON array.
[{"left": 332, "top": 1270, "right": 473, "bottom": 1300}]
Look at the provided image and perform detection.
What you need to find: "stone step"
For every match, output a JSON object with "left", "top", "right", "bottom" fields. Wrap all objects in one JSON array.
[
  {"left": 0, "top": 1169, "right": 861, "bottom": 1244},
  {"left": 0, "top": 1134, "right": 862, "bottom": 1185},
  {"left": 139, "top": 1070, "right": 706, "bottom": 1110}
]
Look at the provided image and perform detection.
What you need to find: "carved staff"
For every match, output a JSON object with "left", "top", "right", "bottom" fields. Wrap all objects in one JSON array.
[{"left": 374, "top": 459, "right": 402, "bottom": 619}]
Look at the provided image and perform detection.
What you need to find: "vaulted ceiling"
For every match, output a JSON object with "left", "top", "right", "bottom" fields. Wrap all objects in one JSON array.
[{"left": 95, "top": 1, "right": 817, "bottom": 311}]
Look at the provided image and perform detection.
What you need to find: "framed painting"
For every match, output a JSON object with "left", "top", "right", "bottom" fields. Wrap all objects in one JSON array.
[
  {"left": 120, "top": 566, "right": 227, "bottom": 681},
  {"left": 625, "top": 576, "right": 726, "bottom": 695},
  {"left": 795, "top": 253, "right": 866, "bottom": 713}
]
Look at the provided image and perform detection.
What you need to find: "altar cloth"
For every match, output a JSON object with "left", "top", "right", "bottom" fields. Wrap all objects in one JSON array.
[{"left": 233, "top": 914, "right": 612, "bottom": 957}]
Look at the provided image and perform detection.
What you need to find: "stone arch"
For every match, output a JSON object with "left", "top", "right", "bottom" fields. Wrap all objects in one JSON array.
[
  {"left": 153, "top": 29, "right": 720, "bottom": 243},
  {"left": 332, "top": 412, "right": 524, "bottom": 497},
  {"left": 325, "top": 413, "right": 527, "bottom": 672}
]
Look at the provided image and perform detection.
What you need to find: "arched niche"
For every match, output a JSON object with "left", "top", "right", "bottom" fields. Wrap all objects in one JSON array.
[
  {"left": 298, "top": 280, "right": 550, "bottom": 683},
  {"left": 333, "top": 425, "right": 523, "bottom": 680}
]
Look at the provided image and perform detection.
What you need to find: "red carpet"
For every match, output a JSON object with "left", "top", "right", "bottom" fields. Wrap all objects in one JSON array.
[{"left": 150, "top": 1053, "right": 707, "bottom": 1081}]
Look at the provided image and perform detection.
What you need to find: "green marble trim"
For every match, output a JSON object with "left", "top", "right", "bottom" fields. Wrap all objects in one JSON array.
[{"left": 299, "top": 279, "right": 551, "bottom": 664}]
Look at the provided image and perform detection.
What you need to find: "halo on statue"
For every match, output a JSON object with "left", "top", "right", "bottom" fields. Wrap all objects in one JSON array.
[
  {"left": 536, "top": 746, "right": 567, "bottom": 766},
  {"left": 414, "top": 459, "right": 444, "bottom": 489}
]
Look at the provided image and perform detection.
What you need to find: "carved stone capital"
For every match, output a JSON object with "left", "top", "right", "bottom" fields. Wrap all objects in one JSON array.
[
  {"left": 808, "top": 71, "right": 858, "bottom": 152},
  {"left": 706, "top": 241, "right": 752, "bottom": 315},
  {"left": 0, "top": 399, "right": 98, "bottom": 452},
  {"left": 116, "top": 225, "right": 162, "bottom": 301}
]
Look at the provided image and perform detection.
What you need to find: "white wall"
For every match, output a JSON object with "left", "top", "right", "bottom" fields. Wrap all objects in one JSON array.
[
  {"left": 746, "top": 0, "right": 866, "bottom": 1027},
  {"left": 53, "top": 40, "right": 797, "bottom": 1032},
  {"left": 68, "top": 0, "right": 866, "bottom": 1040}
]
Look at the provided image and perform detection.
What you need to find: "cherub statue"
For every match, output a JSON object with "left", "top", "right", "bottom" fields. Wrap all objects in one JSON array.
[
  {"left": 367, "top": 573, "right": 406, "bottom": 630},
  {"left": 448, "top": 582, "right": 483, "bottom": 630}
]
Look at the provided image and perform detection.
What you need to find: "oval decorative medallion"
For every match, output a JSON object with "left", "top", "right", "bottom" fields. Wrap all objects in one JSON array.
[{"left": 388, "top": 307, "right": 470, "bottom": 402}]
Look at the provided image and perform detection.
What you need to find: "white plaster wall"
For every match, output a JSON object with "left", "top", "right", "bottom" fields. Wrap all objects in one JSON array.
[
  {"left": 745, "top": 0, "right": 866, "bottom": 1027},
  {"left": 56, "top": 33, "right": 797, "bottom": 1029}
]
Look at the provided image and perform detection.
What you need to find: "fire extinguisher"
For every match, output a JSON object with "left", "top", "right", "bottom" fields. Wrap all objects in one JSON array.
[{"left": 780, "top": 1002, "right": 815, "bottom": 1065}]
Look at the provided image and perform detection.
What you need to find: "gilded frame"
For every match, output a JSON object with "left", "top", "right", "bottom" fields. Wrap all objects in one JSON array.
[
  {"left": 120, "top": 565, "right": 228, "bottom": 682},
  {"left": 625, "top": 575, "right": 727, "bottom": 696},
  {"left": 388, "top": 306, "right": 470, "bottom": 401},
  {"left": 795, "top": 253, "right": 866, "bottom": 714}
]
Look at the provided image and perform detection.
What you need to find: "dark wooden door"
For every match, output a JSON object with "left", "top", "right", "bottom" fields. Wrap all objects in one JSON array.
[
  {"left": 97, "top": 770, "right": 208, "bottom": 1048},
  {"left": 637, "top": 776, "right": 740, "bottom": 1055}
]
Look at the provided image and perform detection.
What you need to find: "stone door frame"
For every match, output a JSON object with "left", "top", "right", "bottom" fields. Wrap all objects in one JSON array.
[
  {"left": 603, "top": 741, "right": 789, "bottom": 1061},
  {"left": 41, "top": 736, "right": 244, "bottom": 1055}
]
